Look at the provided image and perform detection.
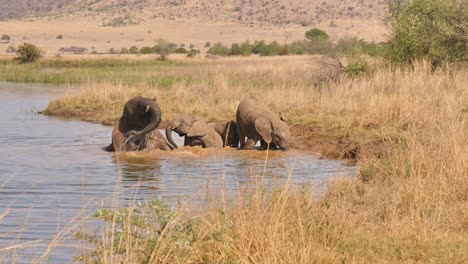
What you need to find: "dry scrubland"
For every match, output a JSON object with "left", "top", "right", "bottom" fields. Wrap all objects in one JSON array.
[
  {"left": 0, "top": 0, "right": 386, "bottom": 55},
  {"left": 19, "top": 57, "right": 467, "bottom": 262}
]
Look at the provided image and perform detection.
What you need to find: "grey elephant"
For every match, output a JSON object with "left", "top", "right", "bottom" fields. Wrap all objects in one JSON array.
[
  {"left": 165, "top": 113, "right": 223, "bottom": 148},
  {"left": 236, "top": 98, "right": 291, "bottom": 150},
  {"left": 106, "top": 96, "right": 175, "bottom": 152},
  {"left": 209, "top": 120, "right": 239, "bottom": 148}
]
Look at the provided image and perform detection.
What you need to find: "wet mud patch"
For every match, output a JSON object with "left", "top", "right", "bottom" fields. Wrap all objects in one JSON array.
[{"left": 290, "top": 124, "right": 388, "bottom": 161}]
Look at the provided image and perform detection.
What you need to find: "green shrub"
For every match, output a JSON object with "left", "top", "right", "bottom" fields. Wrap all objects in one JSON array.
[
  {"left": 128, "top": 46, "right": 138, "bottom": 54},
  {"left": 15, "top": 43, "right": 43, "bottom": 63},
  {"left": 207, "top": 42, "right": 230, "bottom": 56},
  {"left": 388, "top": 0, "right": 467, "bottom": 66},
  {"left": 120, "top": 48, "right": 129, "bottom": 54},
  {"left": 174, "top": 47, "right": 188, "bottom": 54},
  {"left": 139, "top": 46, "right": 154, "bottom": 54},
  {"left": 239, "top": 41, "right": 254, "bottom": 56},
  {"left": 305, "top": 28, "right": 329, "bottom": 41},
  {"left": 229, "top": 43, "right": 242, "bottom": 56},
  {"left": 260, "top": 41, "right": 283, "bottom": 56},
  {"left": 187, "top": 49, "right": 200, "bottom": 57},
  {"left": 252, "top": 40, "right": 267, "bottom": 54},
  {"left": 345, "top": 49, "right": 369, "bottom": 77},
  {"left": 289, "top": 40, "right": 308, "bottom": 55}
]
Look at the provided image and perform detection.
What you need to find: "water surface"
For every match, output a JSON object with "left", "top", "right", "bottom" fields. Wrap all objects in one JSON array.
[{"left": 0, "top": 82, "right": 355, "bottom": 263}]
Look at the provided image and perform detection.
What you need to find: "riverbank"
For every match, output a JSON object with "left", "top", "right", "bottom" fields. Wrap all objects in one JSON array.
[{"left": 1, "top": 56, "right": 467, "bottom": 262}]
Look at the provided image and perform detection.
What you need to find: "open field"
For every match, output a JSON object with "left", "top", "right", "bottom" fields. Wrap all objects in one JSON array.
[
  {"left": 3, "top": 56, "right": 462, "bottom": 263},
  {"left": 0, "top": 54, "right": 467, "bottom": 262}
]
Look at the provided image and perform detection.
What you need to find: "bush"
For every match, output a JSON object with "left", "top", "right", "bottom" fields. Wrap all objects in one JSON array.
[
  {"left": 15, "top": 43, "right": 42, "bottom": 63},
  {"left": 174, "top": 47, "right": 188, "bottom": 54},
  {"left": 1, "top": 34, "right": 11, "bottom": 42},
  {"left": 252, "top": 40, "right": 267, "bottom": 54},
  {"left": 207, "top": 42, "right": 230, "bottom": 56},
  {"left": 129, "top": 46, "right": 138, "bottom": 54},
  {"left": 139, "top": 46, "right": 154, "bottom": 54},
  {"left": 120, "top": 48, "right": 129, "bottom": 54},
  {"left": 289, "top": 40, "right": 307, "bottom": 55},
  {"left": 229, "top": 43, "right": 242, "bottom": 56},
  {"left": 239, "top": 41, "right": 254, "bottom": 56},
  {"left": 305, "top": 28, "right": 329, "bottom": 41},
  {"left": 56, "top": 34, "right": 63, "bottom": 39},
  {"left": 388, "top": 0, "right": 467, "bottom": 66},
  {"left": 259, "top": 41, "right": 283, "bottom": 56},
  {"left": 187, "top": 49, "right": 200, "bottom": 57},
  {"left": 345, "top": 49, "right": 369, "bottom": 77}
]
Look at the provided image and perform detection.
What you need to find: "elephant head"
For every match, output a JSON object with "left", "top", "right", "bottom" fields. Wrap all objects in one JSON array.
[
  {"left": 255, "top": 114, "right": 291, "bottom": 150},
  {"left": 165, "top": 113, "right": 210, "bottom": 148},
  {"left": 117, "top": 96, "right": 162, "bottom": 149}
]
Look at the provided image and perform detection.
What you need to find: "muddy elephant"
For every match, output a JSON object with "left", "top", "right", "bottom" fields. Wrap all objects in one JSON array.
[
  {"left": 165, "top": 113, "right": 223, "bottom": 148},
  {"left": 107, "top": 96, "right": 175, "bottom": 152},
  {"left": 236, "top": 98, "right": 291, "bottom": 150},
  {"left": 209, "top": 120, "right": 239, "bottom": 148}
]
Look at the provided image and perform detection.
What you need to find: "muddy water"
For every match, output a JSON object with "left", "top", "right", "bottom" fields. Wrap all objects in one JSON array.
[{"left": 0, "top": 82, "right": 356, "bottom": 263}]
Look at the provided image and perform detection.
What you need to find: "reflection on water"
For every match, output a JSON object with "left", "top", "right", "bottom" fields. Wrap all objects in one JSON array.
[{"left": 0, "top": 82, "right": 356, "bottom": 263}]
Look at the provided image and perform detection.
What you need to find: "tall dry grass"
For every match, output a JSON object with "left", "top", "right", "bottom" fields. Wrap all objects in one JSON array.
[{"left": 50, "top": 59, "right": 467, "bottom": 263}]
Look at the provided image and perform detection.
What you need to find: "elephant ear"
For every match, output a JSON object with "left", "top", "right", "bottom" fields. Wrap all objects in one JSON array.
[
  {"left": 255, "top": 117, "right": 273, "bottom": 143},
  {"left": 187, "top": 120, "right": 208, "bottom": 137}
]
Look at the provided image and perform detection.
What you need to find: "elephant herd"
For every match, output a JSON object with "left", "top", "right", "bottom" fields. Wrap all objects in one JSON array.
[{"left": 106, "top": 96, "right": 291, "bottom": 152}]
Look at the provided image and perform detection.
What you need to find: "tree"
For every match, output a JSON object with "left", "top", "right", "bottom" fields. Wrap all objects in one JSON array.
[
  {"left": 154, "top": 39, "right": 176, "bottom": 60},
  {"left": 305, "top": 28, "right": 329, "bottom": 41},
  {"left": 388, "top": 0, "right": 467, "bottom": 66},
  {"left": 15, "top": 43, "right": 42, "bottom": 63},
  {"left": 129, "top": 46, "right": 138, "bottom": 54}
]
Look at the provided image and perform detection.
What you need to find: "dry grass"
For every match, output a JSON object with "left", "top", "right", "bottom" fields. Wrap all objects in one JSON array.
[{"left": 40, "top": 58, "right": 468, "bottom": 262}]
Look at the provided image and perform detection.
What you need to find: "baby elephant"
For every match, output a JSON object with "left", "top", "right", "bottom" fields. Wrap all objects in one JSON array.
[
  {"left": 209, "top": 120, "right": 239, "bottom": 148},
  {"left": 236, "top": 98, "right": 291, "bottom": 150},
  {"left": 165, "top": 113, "right": 223, "bottom": 148}
]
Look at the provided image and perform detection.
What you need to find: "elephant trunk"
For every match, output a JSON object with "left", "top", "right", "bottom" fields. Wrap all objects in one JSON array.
[
  {"left": 165, "top": 122, "right": 179, "bottom": 149},
  {"left": 135, "top": 100, "right": 162, "bottom": 136}
]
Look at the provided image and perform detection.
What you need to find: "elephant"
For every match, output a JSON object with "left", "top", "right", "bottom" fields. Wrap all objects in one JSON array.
[
  {"left": 106, "top": 96, "right": 175, "bottom": 152},
  {"left": 236, "top": 97, "right": 291, "bottom": 150},
  {"left": 165, "top": 113, "right": 223, "bottom": 149},
  {"left": 208, "top": 120, "right": 239, "bottom": 148}
]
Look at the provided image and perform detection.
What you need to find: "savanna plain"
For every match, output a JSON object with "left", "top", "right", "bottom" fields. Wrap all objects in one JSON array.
[
  {"left": 0, "top": 0, "right": 467, "bottom": 263},
  {"left": 1, "top": 55, "right": 467, "bottom": 263}
]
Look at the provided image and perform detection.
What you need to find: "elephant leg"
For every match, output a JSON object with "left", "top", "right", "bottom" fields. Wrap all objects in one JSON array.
[
  {"left": 243, "top": 138, "right": 257, "bottom": 150},
  {"left": 237, "top": 126, "right": 246, "bottom": 149}
]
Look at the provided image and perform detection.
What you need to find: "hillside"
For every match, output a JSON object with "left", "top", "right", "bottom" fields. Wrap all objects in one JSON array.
[
  {"left": 0, "top": 0, "right": 388, "bottom": 26},
  {"left": 0, "top": 0, "right": 388, "bottom": 55}
]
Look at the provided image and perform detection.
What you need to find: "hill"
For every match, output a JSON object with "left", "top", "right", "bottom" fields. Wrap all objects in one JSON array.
[{"left": 0, "top": 0, "right": 388, "bottom": 55}]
